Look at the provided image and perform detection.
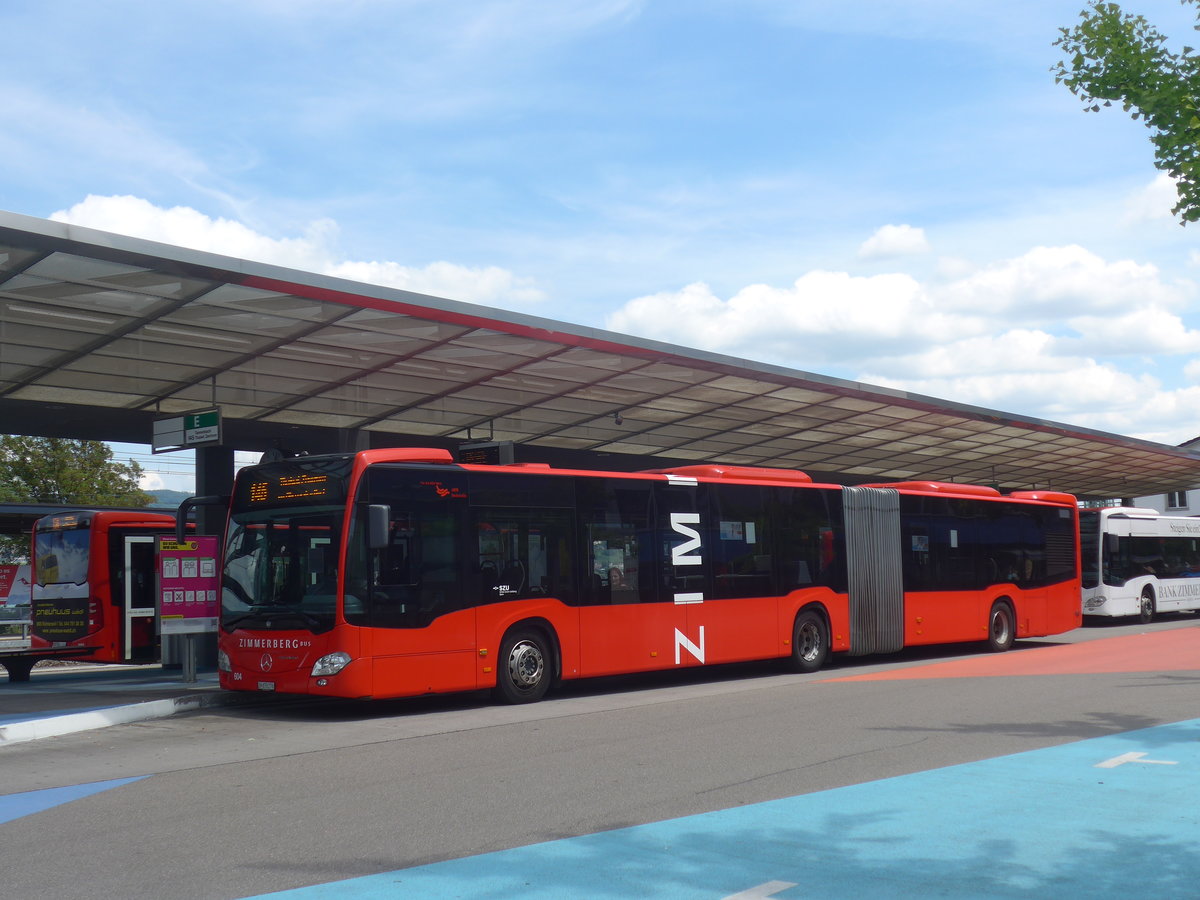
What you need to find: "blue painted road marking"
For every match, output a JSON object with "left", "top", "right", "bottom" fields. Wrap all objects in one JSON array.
[
  {"left": 0, "top": 777, "right": 146, "bottom": 826},
  {"left": 256, "top": 719, "right": 1200, "bottom": 899}
]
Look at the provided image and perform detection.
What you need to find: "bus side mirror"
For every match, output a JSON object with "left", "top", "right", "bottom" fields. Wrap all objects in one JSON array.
[
  {"left": 1105, "top": 534, "right": 1120, "bottom": 554},
  {"left": 368, "top": 505, "right": 391, "bottom": 550}
]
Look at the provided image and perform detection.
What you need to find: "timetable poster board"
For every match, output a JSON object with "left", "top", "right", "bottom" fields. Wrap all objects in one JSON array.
[{"left": 158, "top": 536, "right": 220, "bottom": 634}]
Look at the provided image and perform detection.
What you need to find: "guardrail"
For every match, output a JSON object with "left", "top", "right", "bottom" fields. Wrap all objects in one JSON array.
[{"left": 0, "top": 604, "right": 32, "bottom": 652}]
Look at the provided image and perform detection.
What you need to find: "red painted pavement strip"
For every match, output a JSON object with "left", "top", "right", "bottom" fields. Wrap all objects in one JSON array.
[{"left": 822, "top": 626, "right": 1200, "bottom": 681}]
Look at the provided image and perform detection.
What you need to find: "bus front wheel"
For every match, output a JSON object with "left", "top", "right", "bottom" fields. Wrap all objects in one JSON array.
[
  {"left": 1138, "top": 590, "right": 1155, "bottom": 624},
  {"left": 494, "top": 628, "right": 553, "bottom": 704},
  {"left": 986, "top": 601, "right": 1015, "bottom": 652},
  {"left": 789, "top": 609, "right": 829, "bottom": 673}
]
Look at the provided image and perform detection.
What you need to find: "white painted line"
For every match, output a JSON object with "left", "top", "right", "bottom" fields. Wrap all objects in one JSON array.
[
  {"left": 723, "top": 881, "right": 798, "bottom": 900},
  {"left": 1095, "top": 751, "right": 1179, "bottom": 769}
]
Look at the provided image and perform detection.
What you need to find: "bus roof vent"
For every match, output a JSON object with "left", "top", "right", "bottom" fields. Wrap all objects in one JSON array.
[
  {"left": 863, "top": 481, "right": 1001, "bottom": 497},
  {"left": 1008, "top": 490, "right": 1077, "bottom": 505},
  {"left": 641, "top": 464, "right": 812, "bottom": 483},
  {"left": 1107, "top": 507, "right": 1162, "bottom": 518}
]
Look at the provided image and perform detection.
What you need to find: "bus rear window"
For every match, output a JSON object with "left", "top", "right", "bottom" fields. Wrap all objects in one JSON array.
[{"left": 34, "top": 529, "right": 91, "bottom": 586}]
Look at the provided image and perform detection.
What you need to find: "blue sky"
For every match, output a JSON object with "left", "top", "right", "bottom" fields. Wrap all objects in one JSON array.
[{"left": 4, "top": 1, "right": 1200, "bottom": 491}]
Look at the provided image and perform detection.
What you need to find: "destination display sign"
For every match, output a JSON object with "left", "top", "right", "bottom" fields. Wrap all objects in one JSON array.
[{"left": 239, "top": 469, "right": 346, "bottom": 507}]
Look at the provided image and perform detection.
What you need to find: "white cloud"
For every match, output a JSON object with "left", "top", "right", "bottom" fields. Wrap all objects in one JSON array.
[
  {"left": 932, "top": 245, "right": 1187, "bottom": 318},
  {"left": 1064, "top": 307, "right": 1200, "bottom": 357},
  {"left": 327, "top": 260, "right": 546, "bottom": 305},
  {"left": 609, "top": 270, "right": 965, "bottom": 366},
  {"left": 857, "top": 224, "right": 930, "bottom": 260},
  {"left": 607, "top": 243, "right": 1200, "bottom": 444},
  {"left": 50, "top": 195, "right": 546, "bottom": 308},
  {"left": 52, "top": 195, "right": 335, "bottom": 268},
  {"left": 138, "top": 471, "right": 167, "bottom": 492},
  {"left": 1125, "top": 173, "right": 1179, "bottom": 224}
]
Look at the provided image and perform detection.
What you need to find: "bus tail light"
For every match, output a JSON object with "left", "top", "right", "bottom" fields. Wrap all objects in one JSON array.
[{"left": 312, "top": 651, "right": 352, "bottom": 677}]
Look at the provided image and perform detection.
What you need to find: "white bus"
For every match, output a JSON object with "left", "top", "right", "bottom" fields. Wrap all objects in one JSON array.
[{"left": 1079, "top": 507, "right": 1200, "bottom": 622}]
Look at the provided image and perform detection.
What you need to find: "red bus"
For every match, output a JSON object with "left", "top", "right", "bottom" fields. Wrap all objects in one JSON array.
[
  {"left": 31, "top": 509, "right": 177, "bottom": 665},
  {"left": 216, "top": 448, "right": 1081, "bottom": 702}
]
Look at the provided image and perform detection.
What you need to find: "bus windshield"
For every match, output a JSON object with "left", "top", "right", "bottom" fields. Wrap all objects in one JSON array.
[
  {"left": 34, "top": 526, "right": 91, "bottom": 586},
  {"left": 221, "top": 507, "right": 343, "bottom": 633}
]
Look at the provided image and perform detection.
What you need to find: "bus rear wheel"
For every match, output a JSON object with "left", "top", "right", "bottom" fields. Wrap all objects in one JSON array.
[
  {"left": 1138, "top": 590, "right": 1155, "bottom": 624},
  {"left": 986, "top": 601, "right": 1015, "bottom": 652},
  {"left": 789, "top": 609, "right": 829, "bottom": 673},
  {"left": 494, "top": 628, "right": 553, "bottom": 704}
]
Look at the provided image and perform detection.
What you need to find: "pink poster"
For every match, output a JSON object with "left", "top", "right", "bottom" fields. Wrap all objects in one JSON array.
[{"left": 158, "top": 536, "right": 220, "bottom": 634}]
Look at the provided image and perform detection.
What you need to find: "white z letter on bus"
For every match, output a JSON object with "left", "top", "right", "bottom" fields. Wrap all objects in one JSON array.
[
  {"left": 670, "top": 512, "right": 702, "bottom": 566},
  {"left": 675, "top": 626, "right": 705, "bottom": 664}
]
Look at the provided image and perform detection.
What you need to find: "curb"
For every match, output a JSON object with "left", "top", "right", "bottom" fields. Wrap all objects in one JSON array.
[{"left": 0, "top": 691, "right": 235, "bottom": 747}]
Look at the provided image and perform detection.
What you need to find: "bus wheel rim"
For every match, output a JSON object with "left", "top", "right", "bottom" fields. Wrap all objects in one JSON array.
[
  {"left": 991, "top": 609, "right": 1010, "bottom": 643},
  {"left": 798, "top": 622, "right": 821, "bottom": 661},
  {"left": 508, "top": 640, "right": 544, "bottom": 687}
]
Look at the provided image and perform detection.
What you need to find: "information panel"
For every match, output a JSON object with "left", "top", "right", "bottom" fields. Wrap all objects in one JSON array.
[
  {"left": 153, "top": 408, "right": 222, "bottom": 453},
  {"left": 158, "top": 536, "right": 220, "bottom": 634}
]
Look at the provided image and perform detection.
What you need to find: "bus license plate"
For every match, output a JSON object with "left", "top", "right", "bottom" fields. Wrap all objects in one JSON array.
[{"left": 257, "top": 681, "right": 276, "bottom": 691}]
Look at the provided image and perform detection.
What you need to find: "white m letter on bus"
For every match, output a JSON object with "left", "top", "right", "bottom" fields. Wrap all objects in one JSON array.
[
  {"left": 674, "top": 626, "right": 705, "bottom": 664},
  {"left": 670, "top": 512, "right": 702, "bottom": 566}
]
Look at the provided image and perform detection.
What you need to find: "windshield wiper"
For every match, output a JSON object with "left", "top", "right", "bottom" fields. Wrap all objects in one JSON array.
[
  {"left": 222, "top": 612, "right": 260, "bottom": 630},
  {"left": 270, "top": 610, "right": 327, "bottom": 630},
  {"left": 223, "top": 607, "right": 330, "bottom": 631}
]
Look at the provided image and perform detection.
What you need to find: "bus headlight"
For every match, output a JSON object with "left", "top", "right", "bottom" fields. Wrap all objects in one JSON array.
[
  {"left": 1084, "top": 596, "right": 1105, "bottom": 610},
  {"left": 217, "top": 649, "right": 231, "bottom": 672},
  {"left": 311, "top": 652, "right": 352, "bottom": 677}
]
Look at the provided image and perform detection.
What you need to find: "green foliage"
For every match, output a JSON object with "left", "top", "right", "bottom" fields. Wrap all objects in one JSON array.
[
  {"left": 0, "top": 437, "right": 154, "bottom": 563},
  {"left": 1053, "top": 0, "right": 1200, "bottom": 223},
  {"left": 0, "top": 436, "right": 154, "bottom": 505}
]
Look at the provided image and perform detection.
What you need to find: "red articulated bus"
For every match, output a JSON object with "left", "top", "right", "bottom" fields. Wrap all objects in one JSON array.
[
  {"left": 216, "top": 449, "right": 1081, "bottom": 703},
  {"left": 30, "top": 509, "right": 177, "bottom": 667}
]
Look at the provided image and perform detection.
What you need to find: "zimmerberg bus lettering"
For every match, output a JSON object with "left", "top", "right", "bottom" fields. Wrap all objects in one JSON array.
[
  {"left": 669, "top": 507, "right": 706, "bottom": 662},
  {"left": 238, "top": 638, "right": 313, "bottom": 649},
  {"left": 670, "top": 513, "right": 703, "bottom": 566},
  {"left": 674, "top": 626, "right": 705, "bottom": 664}
]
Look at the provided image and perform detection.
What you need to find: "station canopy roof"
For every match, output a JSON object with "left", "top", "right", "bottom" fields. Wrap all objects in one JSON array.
[{"left": 2, "top": 209, "right": 1199, "bottom": 501}]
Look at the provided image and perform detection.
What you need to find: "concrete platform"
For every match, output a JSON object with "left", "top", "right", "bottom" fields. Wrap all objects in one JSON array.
[{"left": 0, "top": 662, "right": 237, "bottom": 746}]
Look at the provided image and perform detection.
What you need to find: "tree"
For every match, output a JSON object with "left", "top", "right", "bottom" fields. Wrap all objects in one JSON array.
[
  {"left": 1053, "top": 1, "right": 1200, "bottom": 223},
  {"left": 0, "top": 436, "right": 154, "bottom": 562}
]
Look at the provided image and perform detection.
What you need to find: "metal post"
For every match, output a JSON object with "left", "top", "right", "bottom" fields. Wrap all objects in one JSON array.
[{"left": 182, "top": 633, "right": 197, "bottom": 683}]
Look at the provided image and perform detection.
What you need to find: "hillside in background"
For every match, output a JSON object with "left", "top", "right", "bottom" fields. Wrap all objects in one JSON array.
[{"left": 148, "top": 489, "right": 191, "bottom": 509}]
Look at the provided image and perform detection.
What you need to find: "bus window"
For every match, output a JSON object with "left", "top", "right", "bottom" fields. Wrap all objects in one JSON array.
[
  {"left": 709, "top": 484, "right": 772, "bottom": 599},
  {"left": 474, "top": 509, "right": 573, "bottom": 604},
  {"left": 656, "top": 481, "right": 710, "bottom": 605},
  {"left": 578, "top": 477, "right": 654, "bottom": 605},
  {"left": 344, "top": 467, "right": 468, "bottom": 628},
  {"left": 773, "top": 486, "right": 843, "bottom": 592}
]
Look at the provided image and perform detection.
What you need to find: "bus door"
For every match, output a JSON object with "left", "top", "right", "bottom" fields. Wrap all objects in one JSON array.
[
  {"left": 575, "top": 477, "right": 685, "bottom": 676},
  {"left": 123, "top": 535, "right": 159, "bottom": 661}
]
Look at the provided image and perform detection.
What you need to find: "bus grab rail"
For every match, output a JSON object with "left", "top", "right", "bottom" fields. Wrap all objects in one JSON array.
[{"left": 175, "top": 495, "right": 228, "bottom": 543}]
